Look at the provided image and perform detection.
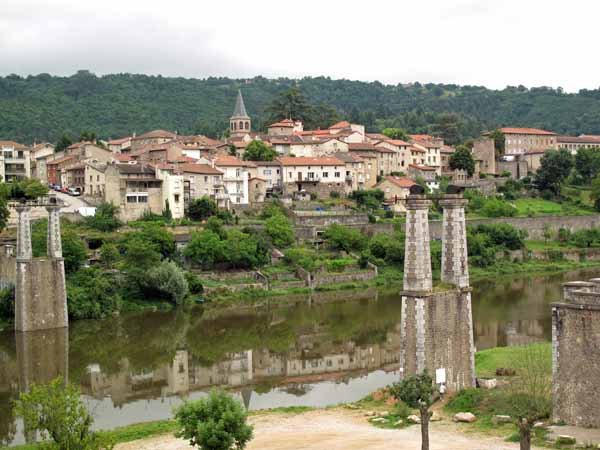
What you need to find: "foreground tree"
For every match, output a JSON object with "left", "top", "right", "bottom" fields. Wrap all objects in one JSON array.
[
  {"left": 14, "top": 377, "right": 113, "bottom": 450},
  {"left": 188, "top": 197, "right": 217, "bottom": 221},
  {"left": 449, "top": 145, "right": 475, "bottom": 176},
  {"left": 264, "top": 213, "right": 294, "bottom": 248},
  {"left": 390, "top": 371, "right": 436, "bottom": 450},
  {"left": 175, "top": 390, "right": 253, "bottom": 450},
  {"left": 533, "top": 149, "right": 573, "bottom": 196},
  {"left": 242, "top": 140, "right": 277, "bottom": 161},
  {"left": 574, "top": 147, "right": 600, "bottom": 183}
]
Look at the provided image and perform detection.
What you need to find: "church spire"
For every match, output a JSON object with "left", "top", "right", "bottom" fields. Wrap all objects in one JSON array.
[
  {"left": 232, "top": 89, "right": 249, "bottom": 118},
  {"left": 230, "top": 89, "right": 251, "bottom": 136}
]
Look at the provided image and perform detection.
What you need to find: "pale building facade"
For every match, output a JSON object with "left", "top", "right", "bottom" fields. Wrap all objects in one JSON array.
[
  {"left": 496, "top": 127, "right": 557, "bottom": 155},
  {"left": 214, "top": 156, "right": 252, "bottom": 205},
  {"left": 0, "top": 140, "right": 31, "bottom": 182}
]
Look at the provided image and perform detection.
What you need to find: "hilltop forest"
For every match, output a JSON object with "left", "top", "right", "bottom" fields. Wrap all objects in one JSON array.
[{"left": 3, "top": 70, "right": 600, "bottom": 145}]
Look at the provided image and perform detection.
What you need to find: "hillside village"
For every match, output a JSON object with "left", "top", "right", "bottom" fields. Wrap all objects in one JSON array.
[{"left": 2, "top": 89, "right": 597, "bottom": 222}]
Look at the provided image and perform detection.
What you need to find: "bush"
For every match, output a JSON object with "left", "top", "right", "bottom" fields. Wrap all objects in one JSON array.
[
  {"left": 188, "top": 197, "right": 217, "bottom": 221},
  {"left": 350, "top": 189, "right": 384, "bottom": 210},
  {"left": 0, "top": 285, "right": 15, "bottom": 320},
  {"left": 265, "top": 213, "right": 295, "bottom": 248},
  {"left": 330, "top": 191, "right": 340, "bottom": 199},
  {"left": 175, "top": 390, "right": 253, "bottom": 450},
  {"left": 384, "top": 210, "right": 394, "bottom": 219},
  {"left": 85, "top": 202, "right": 121, "bottom": 232},
  {"left": 67, "top": 268, "right": 121, "bottom": 319},
  {"left": 446, "top": 388, "right": 486, "bottom": 413},
  {"left": 480, "top": 198, "right": 516, "bottom": 218},
  {"left": 184, "top": 230, "right": 226, "bottom": 269},
  {"left": 185, "top": 272, "right": 204, "bottom": 295},
  {"left": 14, "top": 377, "right": 114, "bottom": 450},
  {"left": 142, "top": 260, "right": 189, "bottom": 305},
  {"left": 324, "top": 224, "right": 366, "bottom": 252},
  {"left": 325, "top": 258, "right": 353, "bottom": 272},
  {"left": 284, "top": 247, "right": 323, "bottom": 273}
]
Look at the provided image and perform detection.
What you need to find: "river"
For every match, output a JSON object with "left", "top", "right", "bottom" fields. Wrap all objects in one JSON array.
[{"left": 0, "top": 268, "right": 597, "bottom": 446}]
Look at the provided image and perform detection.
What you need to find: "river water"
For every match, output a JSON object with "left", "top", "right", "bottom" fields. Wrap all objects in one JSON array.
[{"left": 0, "top": 269, "right": 597, "bottom": 446}]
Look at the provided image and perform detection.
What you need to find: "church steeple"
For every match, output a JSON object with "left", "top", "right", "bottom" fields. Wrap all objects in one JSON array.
[{"left": 230, "top": 89, "right": 251, "bottom": 137}]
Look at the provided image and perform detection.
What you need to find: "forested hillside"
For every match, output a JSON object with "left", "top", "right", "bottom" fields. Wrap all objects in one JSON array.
[{"left": 3, "top": 70, "right": 600, "bottom": 144}]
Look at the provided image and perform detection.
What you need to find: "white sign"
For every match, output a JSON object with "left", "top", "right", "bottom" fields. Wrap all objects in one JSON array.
[{"left": 436, "top": 368, "right": 446, "bottom": 384}]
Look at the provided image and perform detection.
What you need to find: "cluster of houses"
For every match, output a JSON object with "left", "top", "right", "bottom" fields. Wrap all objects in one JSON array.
[{"left": 2, "top": 90, "right": 599, "bottom": 220}]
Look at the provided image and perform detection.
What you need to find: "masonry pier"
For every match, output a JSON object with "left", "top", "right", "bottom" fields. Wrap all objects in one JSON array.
[{"left": 399, "top": 186, "right": 475, "bottom": 392}]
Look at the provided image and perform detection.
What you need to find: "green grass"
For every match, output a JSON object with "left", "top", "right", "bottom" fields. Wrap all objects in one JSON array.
[
  {"left": 513, "top": 198, "right": 595, "bottom": 217},
  {"left": 475, "top": 343, "right": 552, "bottom": 378}
]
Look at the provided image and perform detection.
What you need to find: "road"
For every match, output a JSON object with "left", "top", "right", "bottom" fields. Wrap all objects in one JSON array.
[{"left": 51, "top": 191, "right": 90, "bottom": 213}]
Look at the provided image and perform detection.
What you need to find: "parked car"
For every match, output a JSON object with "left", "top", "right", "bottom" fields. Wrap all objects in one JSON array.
[
  {"left": 61, "top": 187, "right": 69, "bottom": 194},
  {"left": 53, "top": 184, "right": 62, "bottom": 191},
  {"left": 68, "top": 188, "right": 81, "bottom": 196}
]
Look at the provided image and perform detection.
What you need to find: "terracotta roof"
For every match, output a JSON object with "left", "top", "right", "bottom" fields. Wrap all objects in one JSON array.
[
  {"left": 409, "top": 146, "right": 426, "bottom": 153},
  {"left": 385, "top": 139, "right": 411, "bottom": 147},
  {"left": 47, "top": 155, "right": 76, "bottom": 165},
  {"left": 114, "top": 154, "right": 133, "bottom": 162},
  {"left": 366, "top": 133, "right": 388, "bottom": 140},
  {"left": 329, "top": 121, "right": 351, "bottom": 130},
  {"left": 332, "top": 152, "right": 364, "bottom": 163},
  {"left": 254, "top": 160, "right": 282, "bottom": 166},
  {"left": 32, "top": 142, "right": 54, "bottom": 151},
  {"left": 378, "top": 176, "right": 416, "bottom": 189},
  {"left": 67, "top": 141, "right": 94, "bottom": 149},
  {"left": 278, "top": 157, "right": 343, "bottom": 166},
  {"left": 132, "top": 129, "right": 177, "bottom": 140},
  {"left": 409, "top": 134, "right": 435, "bottom": 141},
  {"left": 214, "top": 155, "right": 255, "bottom": 167},
  {"left": 0, "top": 140, "right": 27, "bottom": 149},
  {"left": 115, "top": 163, "right": 156, "bottom": 175},
  {"left": 268, "top": 119, "right": 295, "bottom": 128},
  {"left": 108, "top": 136, "right": 131, "bottom": 145},
  {"left": 440, "top": 145, "right": 456, "bottom": 154},
  {"left": 348, "top": 143, "right": 379, "bottom": 151},
  {"left": 498, "top": 127, "right": 557, "bottom": 136},
  {"left": 409, "top": 164, "right": 436, "bottom": 171},
  {"left": 178, "top": 163, "right": 223, "bottom": 175},
  {"left": 298, "top": 129, "right": 331, "bottom": 136},
  {"left": 524, "top": 149, "right": 547, "bottom": 155},
  {"left": 557, "top": 135, "right": 600, "bottom": 144}
]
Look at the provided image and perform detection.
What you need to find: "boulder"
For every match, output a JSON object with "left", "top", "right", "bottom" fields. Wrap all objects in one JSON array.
[
  {"left": 555, "top": 435, "right": 576, "bottom": 445},
  {"left": 379, "top": 411, "right": 390, "bottom": 417},
  {"left": 495, "top": 368, "right": 516, "bottom": 376},
  {"left": 394, "top": 419, "right": 404, "bottom": 426},
  {"left": 370, "top": 417, "right": 387, "bottom": 423},
  {"left": 430, "top": 412, "right": 442, "bottom": 422},
  {"left": 453, "top": 412, "right": 477, "bottom": 423},
  {"left": 407, "top": 414, "right": 421, "bottom": 424},
  {"left": 533, "top": 421, "right": 546, "bottom": 429},
  {"left": 492, "top": 415, "right": 511, "bottom": 424},
  {"left": 478, "top": 378, "right": 498, "bottom": 389},
  {"left": 364, "top": 411, "right": 376, "bottom": 417}
]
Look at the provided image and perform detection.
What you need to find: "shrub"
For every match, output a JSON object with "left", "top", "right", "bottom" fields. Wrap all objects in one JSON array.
[
  {"left": 185, "top": 272, "right": 204, "bottom": 295},
  {"left": 349, "top": 189, "right": 384, "bottom": 210},
  {"left": 330, "top": 191, "right": 340, "bottom": 199},
  {"left": 184, "top": 230, "right": 226, "bottom": 269},
  {"left": 384, "top": 210, "right": 394, "bottom": 219},
  {"left": 99, "top": 243, "right": 120, "bottom": 269},
  {"left": 325, "top": 259, "right": 352, "bottom": 272},
  {"left": 84, "top": 202, "right": 121, "bottom": 232},
  {"left": 480, "top": 198, "right": 516, "bottom": 218},
  {"left": 265, "top": 213, "right": 295, "bottom": 248},
  {"left": 175, "top": 390, "right": 253, "bottom": 450},
  {"left": 142, "top": 260, "right": 189, "bottom": 305},
  {"left": 284, "top": 247, "right": 323, "bottom": 273},
  {"left": 67, "top": 268, "right": 121, "bottom": 319},
  {"left": 188, "top": 197, "right": 217, "bottom": 221},
  {"left": 324, "top": 224, "right": 366, "bottom": 252},
  {"left": 14, "top": 377, "right": 114, "bottom": 450},
  {"left": 446, "top": 388, "right": 486, "bottom": 412},
  {"left": 0, "top": 285, "right": 15, "bottom": 320}
]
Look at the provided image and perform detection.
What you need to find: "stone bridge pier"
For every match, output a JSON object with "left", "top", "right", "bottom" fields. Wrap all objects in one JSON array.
[
  {"left": 399, "top": 186, "right": 475, "bottom": 392},
  {"left": 14, "top": 200, "right": 68, "bottom": 332}
]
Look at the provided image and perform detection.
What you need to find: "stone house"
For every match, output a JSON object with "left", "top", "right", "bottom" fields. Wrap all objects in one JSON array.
[
  {"left": 65, "top": 142, "right": 114, "bottom": 162},
  {"left": 492, "top": 127, "right": 557, "bottom": 156},
  {"left": 557, "top": 135, "right": 600, "bottom": 155},
  {"left": 129, "top": 129, "right": 177, "bottom": 153},
  {"left": 63, "top": 163, "right": 86, "bottom": 191},
  {"left": 249, "top": 177, "right": 267, "bottom": 204},
  {"left": 30, "top": 142, "right": 55, "bottom": 183},
  {"left": 313, "top": 138, "right": 349, "bottom": 157},
  {"left": 471, "top": 138, "right": 495, "bottom": 175},
  {"left": 439, "top": 145, "right": 455, "bottom": 173},
  {"left": 104, "top": 163, "right": 164, "bottom": 221},
  {"left": 254, "top": 161, "right": 282, "bottom": 194},
  {"left": 410, "top": 135, "right": 442, "bottom": 175},
  {"left": 107, "top": 136, "right": 132, "bottom": 153},
  {"left": 375, "top": 139, "right": 410, "bottom": 173},
  {"left": 172, "top": 163, "right": 228, "bottom": 209},
  {"left": 213, "top": 155, "right": 252, "bottom": 206},
  {"left": 408, "top": 146, "right": 426, "bottom": 166},
  {"left": 0, "top": 140, "right": 31, "bottom": 182},
  {"left": 374, "top": 175, "right": 416, "bottom": 213},
  {"left": 279, "top": 156, "right": 346, "bottom": 199},
  {"left": 332, "top": 152, "right": 375, "bottom": 191},
  {"left": 84, "top": 161, "right": 107, "bottom": 198},
  {"left": 408, "top": 164, "right": 438, "bottom": 191},
  {"left": 174, "top": 135, "right": 222, "bottom": 160},
  {"left": 521, "top": 149, "right": 545, "bottom": 173},
  {"left": 46, "top": 155, "right": 76, "bottom": 186},
  {"left": 267, "top": 119, "right": 304, "bottom": 136}
]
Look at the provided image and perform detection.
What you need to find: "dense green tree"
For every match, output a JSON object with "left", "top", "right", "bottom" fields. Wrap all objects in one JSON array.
[
  {"left": 142, "top": 260, "right": 189, "bottom": 305},
  {"left": 432, "top": 112, "right": 465, "bottom": 145},
  {"left": 533, "top": 149, "right": 573, "bottom": 196},
  {"left": 84, "top": 202, "right": 121, "bottom": 232},
  {"left": 67, "top": 268, "right": 121, "bottom": 319},
  {"left": 0, "top": 197, "right": 8, "bottom": 232},
  {"left": 187, "top": 197, "right": 217, "bottom": 221},
  {"left": 224, "top": 230, "right": 268, "bottom": 269},
  {"left": 591, "top": 175, "right": 600, "bottom": 210},
  {"left": 184, "top": 230, "right": 226, "bottom": 269},
  {"left": 265, "top": 213, "right": 294, "bottom": 248},
  {"left": 324, "top": 224, "right": 366, "bottom": 252},
  {"left": 99, "top": 242, "right": 119, "bottom": 269},
  {"left": 574, "top": 147, "right": 600, "bottom": 183},
  {"left": 382, "top": 127, "right": 410, "bottom": 141},
  {"left": 242, "top": 140, "right": 277, "bottom": 161},
  {"left": 55, "top": 133, "right": 73, "bottom": 152},
  {"left": 265, "top": 86, "right": 313, "bottom": 125},
  {"left": 175, "top": 390, "right": 253, "bottom": 450},
  {"left": 449, "top": 145, "right": 475, "bottom": 176}
]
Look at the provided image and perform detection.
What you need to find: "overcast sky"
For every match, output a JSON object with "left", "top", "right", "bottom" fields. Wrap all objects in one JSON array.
[{"left": 1, "top": 0, "right": 597, "bottom": 92}]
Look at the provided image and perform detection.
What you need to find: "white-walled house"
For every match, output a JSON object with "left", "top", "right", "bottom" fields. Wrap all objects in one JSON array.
[{"left": 213, "top": 156, "right": 253, "bottom": 205}]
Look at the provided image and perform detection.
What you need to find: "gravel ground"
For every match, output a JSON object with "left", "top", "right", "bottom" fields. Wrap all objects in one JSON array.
[{"left": 116, "top": 409, "right": 535, "bottom": 450}]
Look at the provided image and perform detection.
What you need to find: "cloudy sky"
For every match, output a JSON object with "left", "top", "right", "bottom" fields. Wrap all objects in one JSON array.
[{"left": 0, "top": 0, "right": 597, "bottom": 92}]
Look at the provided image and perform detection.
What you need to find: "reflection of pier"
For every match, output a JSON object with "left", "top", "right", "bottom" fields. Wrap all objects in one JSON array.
[{"left": 17, "top": 328, "right": 69, "bottom": 391}]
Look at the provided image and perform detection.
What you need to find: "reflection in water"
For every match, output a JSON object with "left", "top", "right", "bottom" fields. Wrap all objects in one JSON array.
[{"left": 1, "top": 269, "right": 599, "bottom": 445}]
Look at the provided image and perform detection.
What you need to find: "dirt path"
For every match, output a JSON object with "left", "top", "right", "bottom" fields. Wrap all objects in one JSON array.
[{"left": 116, "top": 409, "right": 536, "bottom": 450}]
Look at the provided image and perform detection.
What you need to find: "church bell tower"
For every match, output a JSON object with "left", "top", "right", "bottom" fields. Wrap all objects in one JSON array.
[{"left": 230, "top": 89, "right": 251, "bottom": 137}]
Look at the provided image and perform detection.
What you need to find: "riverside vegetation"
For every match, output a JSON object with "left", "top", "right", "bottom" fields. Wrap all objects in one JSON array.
[{"left": 3, "top": 180, "right": 600, "bottom": 326}]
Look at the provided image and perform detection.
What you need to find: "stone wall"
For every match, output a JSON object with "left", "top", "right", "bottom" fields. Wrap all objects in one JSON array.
[
  {"left": 291, "top": 210, "right": 369, "bottom": 227},
  {"left": 0, "top": 250, "right": 16, "bottom": 288},
  {"left": 552, "top": 281, "right": 600, "bottom": 427},
  {"left": 312, "top": 268, "right": 377, "bottom": 288},
  {"left": 15, "top": 258, "right": 68, "bottom": 332},
  {"left": 400, "top": 289, "right": 476, "bottom": 393}
]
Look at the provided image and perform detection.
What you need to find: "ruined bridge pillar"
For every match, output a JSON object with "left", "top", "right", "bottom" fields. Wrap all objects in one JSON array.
[
  {"left": 399, "top": 186, "right": 475, "bottom": 392},
  {"left": 15, "top": 199, "right": 68, "bottom": 332}
]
